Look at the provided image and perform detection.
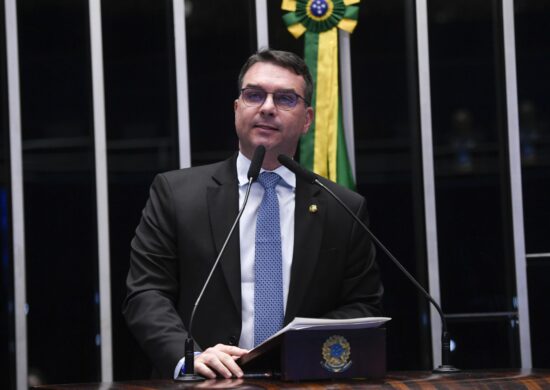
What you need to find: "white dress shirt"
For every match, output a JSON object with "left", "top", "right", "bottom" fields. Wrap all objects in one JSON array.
[{"left": 174, "top": 153, "right": 297, "bottom": 377}]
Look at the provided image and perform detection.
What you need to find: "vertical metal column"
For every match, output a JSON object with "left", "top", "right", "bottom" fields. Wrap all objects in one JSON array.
[
  {"left": 173, "top": 0, "right": 191, "bottom": 168},
  {"left": 5, "top": 0, "right": 27, "bottom": 388},
  {"left": 339, "top": 31, "right": 356, "bottom": 181},
  {"left": 88, "top": 0, "right": 113, "bottom": 381},
  {"left": 415, "top": 0, "right": 443, "bottom": 367},
  {"left": 255, "top": 0, "right": 269, "bottom": 49},
  {"left": 501, "top": 0, "right": 531, "bottom": 368}
]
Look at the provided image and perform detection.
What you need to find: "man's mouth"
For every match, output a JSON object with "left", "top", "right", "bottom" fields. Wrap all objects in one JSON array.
[{"left": 254, "top": 123, "right": 279, "bottom": 131}]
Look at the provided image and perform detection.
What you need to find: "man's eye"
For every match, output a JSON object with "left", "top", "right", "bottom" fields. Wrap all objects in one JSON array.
[
  {"left": 275, "top": 93, "right": 296, "bottom": 106},
  {"left": 245, "top": 90, "right": 264, "bottom": 101}
]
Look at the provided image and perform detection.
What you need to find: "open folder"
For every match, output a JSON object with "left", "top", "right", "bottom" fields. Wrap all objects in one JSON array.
[
  {"left": 256, "top": 316, "right": 391, "bottom": 348},
  {"left": 238, "top": 317, "right": 391, "bottom": 380}
]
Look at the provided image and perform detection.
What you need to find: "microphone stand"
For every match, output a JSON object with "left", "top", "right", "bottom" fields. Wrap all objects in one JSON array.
[
  {"left": 177, "top": 179, "right": 255, "bottom": 381},
  {"left": 315, "top": 179, "right": 460, "bottom": 373},
  {"left": 177, "top": 146, "right": 265, "bottom": 381},
  {"left": 277, "top": 154, "right": 459, "bottom": 373}
]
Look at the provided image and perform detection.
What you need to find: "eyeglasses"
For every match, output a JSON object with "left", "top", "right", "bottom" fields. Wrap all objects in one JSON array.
[{"left": 240, "top": 87, "right": 309, "bottom": 111}]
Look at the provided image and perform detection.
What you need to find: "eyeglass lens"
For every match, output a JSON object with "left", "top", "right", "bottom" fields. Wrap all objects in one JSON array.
[{"left": 242, "top": 88, "right": 299, "bottom": 110}]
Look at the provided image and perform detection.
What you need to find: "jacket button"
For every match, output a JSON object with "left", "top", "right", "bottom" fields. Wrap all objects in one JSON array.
[{"left": 228, "top": 336, "right": 237, "bottom": 345}]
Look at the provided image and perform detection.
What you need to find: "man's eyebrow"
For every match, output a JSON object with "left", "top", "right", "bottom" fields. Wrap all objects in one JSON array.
[
  {"left": 244, "top": 83, "right": 296, "bottom": 92},
  {"left": 243, "top": 83, "right": 262, "bottom": 89},
  {"left": 274, "top": 88, "right": 297, "bottom": 93}
]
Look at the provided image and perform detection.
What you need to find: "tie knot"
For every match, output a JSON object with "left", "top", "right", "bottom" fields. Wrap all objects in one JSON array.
[{"left": 258, "top": 172, "right": 281, "bottom": 189}]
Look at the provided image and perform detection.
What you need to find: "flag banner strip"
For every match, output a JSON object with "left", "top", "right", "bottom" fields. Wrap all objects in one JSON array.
[
  {"left": 283, "top": 0, "right": 359, "bottom": 188},
  {"left": 314, "top": 28, "right": 339, "bottom": 180},
  {"left": 336, "top": 102, "right": 355, "bottom": 188},
  {"left": 301, "top": 32, "right": 319, "bottom": 171}
]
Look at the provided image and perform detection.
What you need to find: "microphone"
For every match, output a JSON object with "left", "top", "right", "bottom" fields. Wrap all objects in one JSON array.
[
  {"left": 177, "top": 145, "right": 266, "bottom": 381},
  {"left": 277, "top": 154, "right": 460, "bottom": 373},
  {"left": 247, "top": 145, "right": 265, "bottom": 181}
]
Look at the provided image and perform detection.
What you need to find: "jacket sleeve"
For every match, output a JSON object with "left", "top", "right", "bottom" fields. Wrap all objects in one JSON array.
[{"left": 122, "top": 174, "right": 188, "bottom": 379}]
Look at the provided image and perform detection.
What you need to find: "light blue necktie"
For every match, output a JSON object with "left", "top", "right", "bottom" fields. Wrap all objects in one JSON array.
[{"left": 254, "top": 172, "right": 284, "bottom": 346}]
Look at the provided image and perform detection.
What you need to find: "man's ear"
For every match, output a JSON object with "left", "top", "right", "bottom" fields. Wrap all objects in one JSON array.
[
  {"left": 303, "top": 106, "right": 314, "bottom": 134},
  {"left": 234, "top": 99, "right": 239, "bottom": 112}
]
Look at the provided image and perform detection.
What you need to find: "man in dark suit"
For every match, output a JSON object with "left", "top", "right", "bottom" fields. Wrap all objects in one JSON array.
[{"left": 123, "top": 49, "right": 383, "bottom": 380}]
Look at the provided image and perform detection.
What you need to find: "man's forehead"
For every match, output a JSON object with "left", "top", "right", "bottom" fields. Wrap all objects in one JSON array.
[
  {"left": 242, "top": 62, "right": 305, "bottom": 89},
  {"left": 244, "top": 62, "right": 299, "bottom": 77}
]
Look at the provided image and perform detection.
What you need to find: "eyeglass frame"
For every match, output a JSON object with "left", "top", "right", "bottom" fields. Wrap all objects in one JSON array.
[{"left": 239, "top": 87, "right": 310, "bottom": 110}]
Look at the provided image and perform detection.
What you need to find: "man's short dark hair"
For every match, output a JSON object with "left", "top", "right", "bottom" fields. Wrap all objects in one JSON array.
[{"left": 237, "top": 49, "right": 313, "bottom": 106}]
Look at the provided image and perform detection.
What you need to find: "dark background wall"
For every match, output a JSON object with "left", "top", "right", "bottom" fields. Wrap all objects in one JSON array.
[{"left": 1, "top": 0, "right": 548, "bottom": 387}]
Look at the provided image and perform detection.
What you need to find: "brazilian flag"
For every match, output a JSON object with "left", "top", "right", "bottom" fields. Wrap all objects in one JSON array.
[{"left": 282, "top": 0, "right": 359, "bottom": 189}]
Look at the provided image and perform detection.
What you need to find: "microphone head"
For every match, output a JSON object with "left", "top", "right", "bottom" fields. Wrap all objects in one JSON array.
[
  {"left": 277, "top": 154, "right": 317, "bottom": 184},
  {"left": 247, "top": 145, "right": 266, "bottom": 181}
]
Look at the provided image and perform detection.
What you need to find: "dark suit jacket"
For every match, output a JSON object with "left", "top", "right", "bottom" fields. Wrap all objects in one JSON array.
[{"left": 123, "top": 155, "right": 383, "bottom": 378}]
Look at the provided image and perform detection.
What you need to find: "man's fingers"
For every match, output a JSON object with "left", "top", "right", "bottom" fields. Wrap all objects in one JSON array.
[
  {"left": 195, "top": 346, "right": 245, "bottom": 379},
  {"left": 215, "top": 351, "right": 244, "bottom": 377},
  {"left": 194, "top": 361, "right": 216, "bottom": 379},
  {"left": 213, "top": 344, "right": 249, "bottom": 357},
  {"left": 199, "top": 352, "right": 233, "bottom": 378}
]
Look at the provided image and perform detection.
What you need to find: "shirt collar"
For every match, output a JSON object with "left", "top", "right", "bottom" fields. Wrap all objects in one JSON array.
[{"left": 236, "top": 151, "right": 296, "bottom": 189}]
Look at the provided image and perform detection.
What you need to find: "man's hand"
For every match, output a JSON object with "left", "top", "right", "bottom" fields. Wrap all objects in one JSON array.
[{"left": 194, "top": 344, "right": 249, "bottom": 379}]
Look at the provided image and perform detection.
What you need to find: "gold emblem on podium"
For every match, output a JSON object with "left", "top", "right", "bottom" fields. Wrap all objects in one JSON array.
[{"left": 321, "top": 335, "right": 352, "bottom": 373}]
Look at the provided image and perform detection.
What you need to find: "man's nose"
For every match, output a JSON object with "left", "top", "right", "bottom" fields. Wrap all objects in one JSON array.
[{"left": 260, "top": 93, "right": 276, "bottom": 114}]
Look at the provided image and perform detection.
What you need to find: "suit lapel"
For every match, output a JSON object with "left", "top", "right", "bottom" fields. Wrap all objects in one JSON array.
[
  {"left": 285, "top": 179, "right": 325, "bottom": 323},
  {"left": 206, "top": 156, "right": 241, "bottom": 315}
]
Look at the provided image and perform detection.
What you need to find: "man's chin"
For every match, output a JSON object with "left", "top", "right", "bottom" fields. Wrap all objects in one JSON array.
[
  {"left": 240, "top": 142, "right": 270, "bottom": 159},
  {"left": 247, "top": 139, "right": 275, "bottom": 152},
  {"left": 240, "top": 139, "right": 292, "bottom": 160}
]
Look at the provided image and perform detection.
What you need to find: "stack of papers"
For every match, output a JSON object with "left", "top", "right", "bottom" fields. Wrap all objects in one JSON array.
[{"left": 256, "top": 316, "right": 391, "bottom": 348}]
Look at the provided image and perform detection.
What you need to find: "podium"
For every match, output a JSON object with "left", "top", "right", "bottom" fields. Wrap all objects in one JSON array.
[
  {"left": 34, "top": 370, "right": 550, "bottom": 389},
  {"left": 238, "top": 327, "right": 386, "bottom": 381}
]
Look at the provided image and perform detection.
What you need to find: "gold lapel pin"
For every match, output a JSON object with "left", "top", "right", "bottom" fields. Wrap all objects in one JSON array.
[{"left": 309, "top": 204, "right": 318, "bottom": 214}]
